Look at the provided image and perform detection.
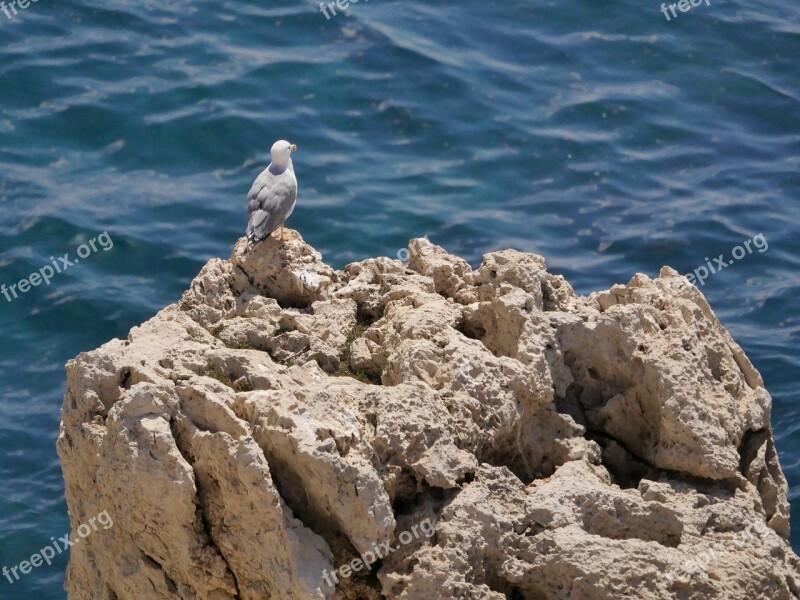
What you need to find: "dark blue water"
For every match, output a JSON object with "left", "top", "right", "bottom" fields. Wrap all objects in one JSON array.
[{"left": 0, "top": 0, "right": 798, "bottom": 597}]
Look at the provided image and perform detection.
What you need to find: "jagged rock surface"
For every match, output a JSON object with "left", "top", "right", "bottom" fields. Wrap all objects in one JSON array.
[{"left": 58, "top": 232, "right": 799, "bottom": 600}]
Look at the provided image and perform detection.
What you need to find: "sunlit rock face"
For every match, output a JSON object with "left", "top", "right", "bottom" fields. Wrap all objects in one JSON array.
[{"left": 58, "top": 232, "right": 798, "bottom": 600}]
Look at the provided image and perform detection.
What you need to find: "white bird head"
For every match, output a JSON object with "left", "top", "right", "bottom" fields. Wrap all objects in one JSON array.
[{"left": 270, "top": 140, "right": 297, "bottom": 168}]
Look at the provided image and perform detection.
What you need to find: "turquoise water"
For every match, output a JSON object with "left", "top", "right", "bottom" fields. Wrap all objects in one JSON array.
[{"left": 0, "top": 0, "right": 798, "bottom": 597}]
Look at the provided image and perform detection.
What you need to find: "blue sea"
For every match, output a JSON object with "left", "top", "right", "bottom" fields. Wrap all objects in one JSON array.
[{"left": 0, "top": 0, "right": 798, "bottom": 597}]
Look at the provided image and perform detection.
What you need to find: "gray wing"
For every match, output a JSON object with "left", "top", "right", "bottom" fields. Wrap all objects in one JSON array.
[{"left": 246, "top": 167, "right": 297, "bottom": 246}]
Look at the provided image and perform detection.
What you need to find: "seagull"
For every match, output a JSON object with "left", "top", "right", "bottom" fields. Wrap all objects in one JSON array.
[{"left": 246, "top": 140, "right": 298, "bottom": 250}]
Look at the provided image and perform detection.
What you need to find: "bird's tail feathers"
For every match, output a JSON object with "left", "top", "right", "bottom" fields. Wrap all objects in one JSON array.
[{"left": 246, "top": 232, "right": 263, "bottom": 253}]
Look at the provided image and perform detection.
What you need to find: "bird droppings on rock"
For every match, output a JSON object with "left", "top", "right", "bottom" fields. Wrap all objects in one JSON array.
[{"left": 58, "top": 231, "right": 799, "bottom": 600}]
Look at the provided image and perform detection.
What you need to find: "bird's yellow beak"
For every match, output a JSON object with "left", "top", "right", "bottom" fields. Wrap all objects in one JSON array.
[{"left": 289, "top": 144, "right": 297, "bottom": 153}]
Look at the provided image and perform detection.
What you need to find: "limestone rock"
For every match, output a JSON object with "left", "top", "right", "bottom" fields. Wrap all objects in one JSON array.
[{"left": 58, "top": 232, "right": 799, "bottom": 600}]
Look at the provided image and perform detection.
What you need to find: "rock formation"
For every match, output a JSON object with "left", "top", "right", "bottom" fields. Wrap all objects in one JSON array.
[{"left": 58, "top": 231, "right": 799, "bottom": 599}]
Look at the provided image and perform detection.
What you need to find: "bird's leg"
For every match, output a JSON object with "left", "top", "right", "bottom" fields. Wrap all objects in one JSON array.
[{"left": 280, "top": 224, "right": 288, "bottom": 242}]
